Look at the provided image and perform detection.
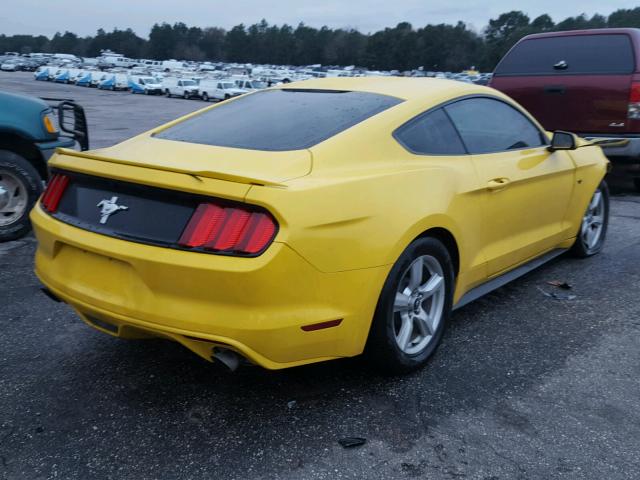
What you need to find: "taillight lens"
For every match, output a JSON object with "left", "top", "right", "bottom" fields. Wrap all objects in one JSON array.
[
  {"left": 629, "top": 82, "right": 640, "bottom": 119},
  {"left": 41, "top": 173, "right": 70, "bottom": 213},
  {"left": 179, "top": 202, "right": 277, "bottom": 255}
]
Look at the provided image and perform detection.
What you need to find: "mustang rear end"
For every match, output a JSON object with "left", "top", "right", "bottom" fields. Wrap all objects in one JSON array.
[{"left": 31, "top": 150, "right": 385, "bottom": 369}]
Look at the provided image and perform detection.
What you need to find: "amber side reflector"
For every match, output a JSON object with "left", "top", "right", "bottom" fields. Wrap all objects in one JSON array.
[{"left": 301, "top": 319, "right": 343, "bottom": 332}]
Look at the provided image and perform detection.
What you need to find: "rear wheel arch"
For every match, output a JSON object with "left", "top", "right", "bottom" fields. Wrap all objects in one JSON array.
[
  {"left": 0, "top": 132, "right": 47, "bottom": 180},
  {"left": 365, "top": 234, "right": 455, "bottom": 373},
  {"left": 415, "top": 227, "right": 460, "bottom": 278}
]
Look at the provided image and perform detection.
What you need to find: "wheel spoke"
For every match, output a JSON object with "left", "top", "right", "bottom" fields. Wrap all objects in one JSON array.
[
  {"left": 415, "top": 309, "right": 434, "bottom": 336},
  {"left": 396, "top": 315, "right": 413, "bottom": 351},
  {"left": 0, "top": 201, "right": 13, "bottom": 213},
  {"left": 589, "top": 191, "right": 601, "bottom": 211},
  {"left": 394, "top": 292, "right": 411, "bottom": 313},
  {"left": 581, "top": 217, "right": 589, "bottom": 236},
  {"left": 591, "top": 215, "right": 603, "bottom": 227},
  {"left": 419, "top": 273, "right": 443, "bottom": 298},
  {"left": 4, "top": 188, "right": 23, "bottom": 211},
  {"left": 408, "top": 258, "right": 423, "bottom": 290},
  {"left": 586, "top": 225, "right": 596, "bottom": 246},
  {"left": 0, "top": 171, "right": 28, "bottom": 224}
]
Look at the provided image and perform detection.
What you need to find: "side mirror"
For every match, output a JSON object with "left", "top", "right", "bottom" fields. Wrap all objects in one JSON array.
[{"left": 548, "top": 131, "right": 577, "bottom": 152}]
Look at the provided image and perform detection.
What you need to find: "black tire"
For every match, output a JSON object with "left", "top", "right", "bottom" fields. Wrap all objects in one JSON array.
[
  {"left": 144, "top": 89, "right": 149, "bottom": 95},
  {"left": 183, "top": 91, "right": 189, "bottom": 99},
  {"left": 571, "top": 180, "right": 610, "bottom": 257},
  {"left": 165, "top": 89, "right": 171, "bottom": 98},
  {"left": 201, "top": 92, "right": 209, "bottom": 102},
  {"left": 0, "top": 150, "right": 43, "bottom": 241},
  {"left": 224, "top": 94, "right": 230, "bottom": 100},
  {"left": 365, "top": 237, "right": 455, "bottom": 374}
]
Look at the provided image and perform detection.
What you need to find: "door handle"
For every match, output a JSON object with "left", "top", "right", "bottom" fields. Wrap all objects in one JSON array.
[
  {"left": 544, "top": 85, "right": 566, "bottom": 95},
  {"left": 487, "top": 178, "right": 511, "bottom": 191}
]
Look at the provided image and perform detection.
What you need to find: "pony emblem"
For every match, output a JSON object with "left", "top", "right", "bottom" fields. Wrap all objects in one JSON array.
[{"left": 97, "top": 196, "right": 128, "bottom": 224}]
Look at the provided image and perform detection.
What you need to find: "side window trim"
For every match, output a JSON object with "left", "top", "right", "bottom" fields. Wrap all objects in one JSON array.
[
  {"left": 442, "top": 107, "right": 468, "bottom": 154},
  {"left": 444, "top": 95, "right": 549, "bottom": 154},
  {"left": 393, "top": 94, "right": 549, "bottom": 156},
  {"left": 393, "top": 107, "right": 469, "bottom": 156}
]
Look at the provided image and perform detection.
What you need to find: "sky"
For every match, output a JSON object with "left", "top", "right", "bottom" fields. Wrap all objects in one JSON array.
[{"left": 1, "top": 0, "right": 639, "bottom": 38}]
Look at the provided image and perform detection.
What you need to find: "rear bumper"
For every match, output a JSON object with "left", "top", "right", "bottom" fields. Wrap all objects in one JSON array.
[
  {"left": 582, "top": 134, "right": 640, "bottom": 163},
  {"left": 31, "top": 204, "right": 387, "bottom": 369}
]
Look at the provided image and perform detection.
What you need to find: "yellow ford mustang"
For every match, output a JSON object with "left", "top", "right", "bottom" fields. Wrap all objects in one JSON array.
[{"left": 32, "top": 78, "right": 610, "bottom": 373}]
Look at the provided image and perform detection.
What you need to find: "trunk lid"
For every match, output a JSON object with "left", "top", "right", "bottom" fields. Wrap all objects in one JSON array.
[{"left": 43, "top": 134, "right": 309, "bottom": 250}]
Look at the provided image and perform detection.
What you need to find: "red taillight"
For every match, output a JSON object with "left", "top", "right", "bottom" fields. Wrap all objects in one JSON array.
[
  {"left": 630, "top": 83, "right": 640, "bottom": 103},
  {"left": 41, "top": 173, "right": 70, "bottom": 213},
  {"left": 629, "top": 82, "right": 640, "bottom": 119},
  {"left": 179, "top": 202, "right": 277, "bottom": 255}
]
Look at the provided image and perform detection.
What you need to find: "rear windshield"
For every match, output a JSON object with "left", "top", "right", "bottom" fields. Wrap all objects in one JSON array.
[
  {"left": 494, "top": 34, "right": 635, "bottom": 76},
  {"left": 155, "top": 89, "right": 402, "bottom": 151}
]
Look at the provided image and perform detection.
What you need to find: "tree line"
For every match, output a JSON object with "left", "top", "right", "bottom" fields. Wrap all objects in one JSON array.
[{"left": 2, "top": 8, "right": 640, "bottom": 71}]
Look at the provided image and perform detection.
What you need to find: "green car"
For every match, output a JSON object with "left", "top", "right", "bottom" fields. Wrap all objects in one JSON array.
[{"left": 0, "top": 91, "right": 88, "bottom": 240}]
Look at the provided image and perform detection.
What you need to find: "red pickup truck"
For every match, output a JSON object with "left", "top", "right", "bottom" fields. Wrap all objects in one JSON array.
[{"left": 490, "top": 28, "right": 640, "bottom": 190}]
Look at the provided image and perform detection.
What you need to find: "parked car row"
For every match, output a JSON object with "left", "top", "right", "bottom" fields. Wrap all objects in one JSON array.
[
  {"left": 0, "top": 55, "right": 46, "bottom": 72},
  {"left": 32, "top": 67, "right": 261, "bottom": 102}
]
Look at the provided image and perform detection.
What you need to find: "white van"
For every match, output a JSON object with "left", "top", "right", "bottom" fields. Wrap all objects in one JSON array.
[
  {"left": 235, "top": 79, "right": 267, "bottom": 91},
  {"left": 98, "top": 73, "right": 129, "bottom": 91},
  {"left": 162, "top": 60, "right": 188, "bottom": 71},
  {"left": 129, "top": 75, "right": 163, "bottom": 95},
  {"left": 162, "top": 77, "right": 199, "bottom": 98},
  {"left": 197, "top": 79, "right": 246, "bottom": 102}
]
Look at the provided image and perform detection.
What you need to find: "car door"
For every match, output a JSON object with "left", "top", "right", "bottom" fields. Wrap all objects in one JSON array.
[{"left": 445, "top": 97, "right": 575, "bottom": 276}]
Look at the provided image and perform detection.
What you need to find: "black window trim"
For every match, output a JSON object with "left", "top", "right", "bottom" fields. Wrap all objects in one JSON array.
[
  {"left": 393, "top": 94, "right": 550, "bottom": 157},
  {"left": 493, "top": 71, "right": 636, "bottom": 78},
  {"left": 393, "top": 107, "right": 468, "bottom": 156},
  {"left": 493, "top": 33, "right": 637, "bottom": 78}
]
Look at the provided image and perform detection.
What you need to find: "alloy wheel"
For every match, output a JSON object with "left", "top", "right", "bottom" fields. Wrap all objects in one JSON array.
[
  {"left": 0, "top": 170, "right": 28, "bottom": 227},
  {"left": 581, "top": 188, "right": 605, "bottom": 250},
  {"left": 393, "top": 255, "right": 446, "bottom": 355}
]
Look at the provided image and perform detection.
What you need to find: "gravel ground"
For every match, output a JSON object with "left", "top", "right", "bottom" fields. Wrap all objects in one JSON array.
[{"left": 1, "top": 71, "right": 639, "bottom": 480}]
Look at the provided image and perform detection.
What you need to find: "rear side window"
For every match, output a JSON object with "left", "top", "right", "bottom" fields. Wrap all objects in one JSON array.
[
  {"left": 445, "top": 98, "right": 546, "bottom": 154},
  {"left": 394, "top": 108, "right": 466, "bottom": 155},
  {"left": 155, "top": 89, "right": 402, "bottom": 151},
  {"left": 495, "top": 34, "right": 635, "bottom": 76}
]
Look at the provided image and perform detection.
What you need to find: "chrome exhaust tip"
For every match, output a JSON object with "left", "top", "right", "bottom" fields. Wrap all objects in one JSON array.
[{"left": 212, "top": 347, "right": 242, "bottom": 372}]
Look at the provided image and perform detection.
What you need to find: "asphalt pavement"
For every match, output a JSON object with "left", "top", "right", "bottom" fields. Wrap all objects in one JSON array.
[{"left": 1, "top": 72, "right": 639, "bottom": 480}]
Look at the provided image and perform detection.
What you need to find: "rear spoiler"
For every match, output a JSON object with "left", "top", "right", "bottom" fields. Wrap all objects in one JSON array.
[
  {"left": 41, "top": 97, "right": 89, "bottom": 151},
  {"left": 55, "top": 149, "right": 287, "bottom": 188}
]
